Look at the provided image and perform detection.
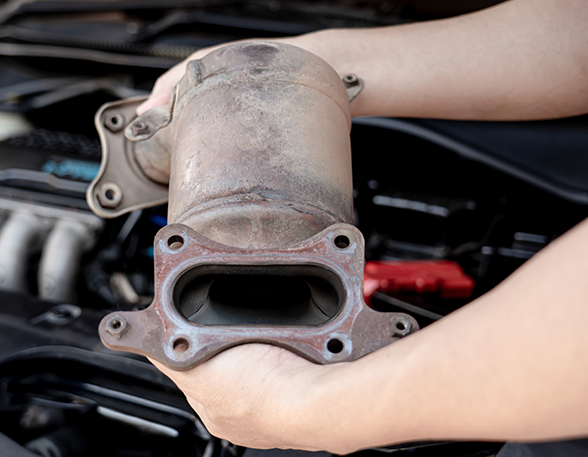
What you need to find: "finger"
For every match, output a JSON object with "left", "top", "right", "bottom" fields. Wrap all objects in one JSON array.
[
  {"left": 148, "top": 356, "right": 210, "bottom": 398},
  {"left": 147, "top": 357, "right": 188, "bottom": 386},
  {"left": 136, "top": 91, "right": 171, "bottom": 115},
  {"left": 185, "top": 397, "right": 227, "bottom": 440},
  {"left": 186, "top": 396, "right": 206, "bottom": 418},
  {"left": 136, "top": 59, "right": 190, "bottom": 115}
]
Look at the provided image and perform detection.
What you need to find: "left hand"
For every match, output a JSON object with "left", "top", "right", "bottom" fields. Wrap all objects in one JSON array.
[{"left": 149, "top": 344, "right": 335, "bottom": 451}]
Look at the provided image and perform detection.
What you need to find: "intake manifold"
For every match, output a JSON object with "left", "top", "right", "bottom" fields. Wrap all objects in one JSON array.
[{"left": 88, "top": 41, "right": 417, "bottom": 370}]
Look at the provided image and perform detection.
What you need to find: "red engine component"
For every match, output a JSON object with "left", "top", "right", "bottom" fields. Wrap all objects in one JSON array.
[{"left": 363, "top": 260, "right": 475, "bottom": 306}]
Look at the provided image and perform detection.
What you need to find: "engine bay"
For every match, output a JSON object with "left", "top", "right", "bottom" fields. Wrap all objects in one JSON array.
[{"left": 0, "top": 1, "right": 587, "bottom": 456}]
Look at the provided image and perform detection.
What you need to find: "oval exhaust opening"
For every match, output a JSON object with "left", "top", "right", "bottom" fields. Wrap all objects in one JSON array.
[{"left": 174, "top": 265, "right": 344, "bottom": 326}]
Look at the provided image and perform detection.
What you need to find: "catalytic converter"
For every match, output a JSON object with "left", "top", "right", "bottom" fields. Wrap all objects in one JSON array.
[{"left": 88, "top": 41, "right": 418, "bottom": 370}]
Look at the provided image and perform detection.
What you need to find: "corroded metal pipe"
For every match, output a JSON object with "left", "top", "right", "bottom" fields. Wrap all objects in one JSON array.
[
  {"left": 90, "top": 41, "right": 418, "bottom": 370},
  {"left": 166, "top": 42, "right": 353, "bottom": 249}
]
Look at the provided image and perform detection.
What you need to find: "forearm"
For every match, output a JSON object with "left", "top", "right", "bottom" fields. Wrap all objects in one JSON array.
[
  {"left": 303, "top": 218, "right": 588, "bottom": 452},
  {"left": 290, "top": 0, "right": 588, "bottom": 120},
  {"left": 139, "top": 0, "right": 588, "bottom": 120},
  {"left": 153, "top": 218, "right": 588, "bottom": 453}
]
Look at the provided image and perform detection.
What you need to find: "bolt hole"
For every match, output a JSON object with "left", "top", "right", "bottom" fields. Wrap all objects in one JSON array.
[
  {"left": 168, "top": 235, "right": 184, "bottom": 250},
  {"left": 110, "top": 116, "right": 119, "bottom": 125},
  {"left": 111, "top": 319, "right": 122, "bottom": 330},
  {"left": 98, "top": 183, "right": 123, "bottom": 208},
  {"left": 173, "top": 337, "right": 189, "bottom": 353},
  {"left": 326, "top": 338, "right": 344, "bottom": 354},
  {"left": 396, "top": 321, "right": 406, "bottom": 331},
  {"left": 334, "top": 235, "right": 350, "bottom": 249}
]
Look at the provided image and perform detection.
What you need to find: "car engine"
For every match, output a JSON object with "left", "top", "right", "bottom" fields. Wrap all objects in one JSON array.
[{"left": 0, "top": 1, "right": 587, "bottom": 456}]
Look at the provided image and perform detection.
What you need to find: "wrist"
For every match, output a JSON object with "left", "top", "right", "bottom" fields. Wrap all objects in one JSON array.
[
  {"left": 267, "top": 360, "right": 346, "bottom": 452},
  {"left": 287, "top": 361, "right": 365, "bottom": 453},
  {"left": 297, "top": 345, "right": 420, "bottom": 453}
]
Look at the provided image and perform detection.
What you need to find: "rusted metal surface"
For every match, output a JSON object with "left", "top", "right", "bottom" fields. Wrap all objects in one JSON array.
[
  {"left": 167, "top": 42, "right": 354, "bottom": 249},
  {"left": 100, "top": 223, "right": 418, "bottom": 370},
  {"left": 92, "top": 41, "right": 418, "bottom": 369}
]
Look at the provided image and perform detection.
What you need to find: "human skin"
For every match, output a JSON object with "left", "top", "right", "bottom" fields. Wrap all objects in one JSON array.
[
  {"left": 152, "top": 216, "right": 588, "bottom": 452},
  {"left": 144, "top": 0, "right": 588, "bottom": 452},
  {"left": 138, "top": 0, "right": 588, "bottom": 120}
]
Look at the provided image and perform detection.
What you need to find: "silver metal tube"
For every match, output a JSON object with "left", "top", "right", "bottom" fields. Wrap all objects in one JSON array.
[
  {"left": 0, "top": 212, "right": 48, "bottom": 293},
  {"left": 38, "top": 219, "right": 92, "bottom": 303}
]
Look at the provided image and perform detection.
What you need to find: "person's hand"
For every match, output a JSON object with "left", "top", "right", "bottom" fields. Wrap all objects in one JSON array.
[
  {"left": 136, "top": 48, "right": 209, "bottom": 115},
  {"left": 136, "top": 36, "right": 301, "bottom": 116},
  {"left": 149, "top": 344, "right": 343, "bottom": 451}
]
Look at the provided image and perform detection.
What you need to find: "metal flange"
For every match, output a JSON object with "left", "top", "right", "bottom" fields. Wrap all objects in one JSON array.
[{"left": 99, "top": 223, "right": 418, "bottom": 370}]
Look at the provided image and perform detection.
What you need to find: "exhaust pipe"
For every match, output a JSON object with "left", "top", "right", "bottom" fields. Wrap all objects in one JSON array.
[{"left": 89, "top": 42, "right": 417, "bottom": 370}]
